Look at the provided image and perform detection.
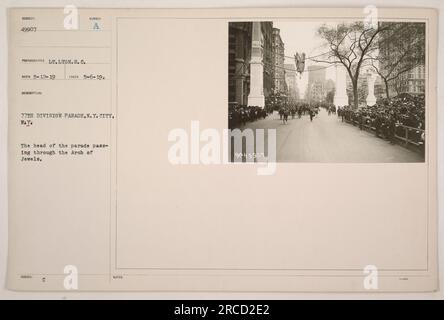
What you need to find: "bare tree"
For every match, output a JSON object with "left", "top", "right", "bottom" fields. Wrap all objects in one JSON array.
[
  {"left": 370, "top": 22, "right": 425, "bottom": 99},
  {"left": 315, "top": 22, "right": 387, "bottom": 109}
]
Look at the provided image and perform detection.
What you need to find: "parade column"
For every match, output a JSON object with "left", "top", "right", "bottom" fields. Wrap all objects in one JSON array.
[
  {"left": 334, "top": 64, "right": 348, "bottom": 107},
  {"left": 247, "top": 22, "right": 265, "bottom": 108}
]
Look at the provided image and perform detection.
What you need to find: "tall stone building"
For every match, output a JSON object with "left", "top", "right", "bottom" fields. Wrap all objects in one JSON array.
[
  {"left": 272, "top": 28, "right": 286, "bottom": 94},
  {"left": 262, "top": 23, "right": 274, "bottom": 100},
  {"left": 377, "top": 22, "right": 425, "bottom": 97},
  {"left": 309, "top": 82, "right": 325, "bottom": 103},
  {"left": 228, "top": 22, "right": 252, "bottom": 106},
  {"left": 396, "top": 64, "right": 425, "bottom": 95},
  {"left": 306, "top": 65, "right": 326, "bottom": 103},
  {"left": 307, "top": 65, "right": 326, "bottom": 84},
  {"left": 228, "top": 22, "right": 273, "bottom": 108},
  {"left": 324, "top": 79, "right": 335, "bottom": 103},
  {"left": 284, "top": 64, "right": 299, "bottom": 99}
]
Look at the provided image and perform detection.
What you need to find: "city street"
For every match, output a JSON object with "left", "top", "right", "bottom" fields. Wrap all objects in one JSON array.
[{"left": 240, "top": 108, "right": 424, "bottom": 162}]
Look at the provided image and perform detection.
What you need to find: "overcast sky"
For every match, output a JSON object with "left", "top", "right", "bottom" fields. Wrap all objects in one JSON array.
[{"left": 273, "top": 21, "right": 337, "bottom": 96}]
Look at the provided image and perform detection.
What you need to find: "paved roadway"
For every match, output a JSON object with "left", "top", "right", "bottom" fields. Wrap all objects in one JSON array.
[{"left": 239, "top": 108, "right": 424, "bottom": 162}]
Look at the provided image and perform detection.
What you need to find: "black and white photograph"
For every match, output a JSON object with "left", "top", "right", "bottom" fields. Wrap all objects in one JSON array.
[{"left": 228, "top": 20, "right": 426, "bottom": 162}]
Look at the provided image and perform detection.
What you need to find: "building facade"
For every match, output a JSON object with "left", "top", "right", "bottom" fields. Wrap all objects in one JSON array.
[
  {"left": 272, "top": 28, "right": 286, "bottom": 94},
  {"left": 284, "top": 63, "right": 299, "bottom": 100},
  {"left": 396, "top": 64, "right": 425, "bottom": 95},
  {"left": 309, "top": 81, "right": 325, "bottom": 103},
  {"left": 262, "top": 23, "right": 274, "bottom": 99},
  {"left": 228, "top": 22, "right": 252, "bottom": 106},
  {"left": 377, "top": 22, "right": 425, "bottom": 98},
  {"left": 228, "top": 22, "right": 274, "bottom": 108},
  {"left": 306, "top": 65, "right": 326, "bottom": 103}
]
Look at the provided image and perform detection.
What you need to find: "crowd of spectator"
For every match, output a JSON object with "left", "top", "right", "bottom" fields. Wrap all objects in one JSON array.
[
  {"left": 338, "top": 94, "right": 425, "bottom": 146},
  {"left": 228, "top": 105, "right": 268, "bottom": 129}
]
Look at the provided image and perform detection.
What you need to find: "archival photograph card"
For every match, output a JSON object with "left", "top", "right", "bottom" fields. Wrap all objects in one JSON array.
[{"left": 7, "top": 7, "right": 438, "bottom": 292}]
